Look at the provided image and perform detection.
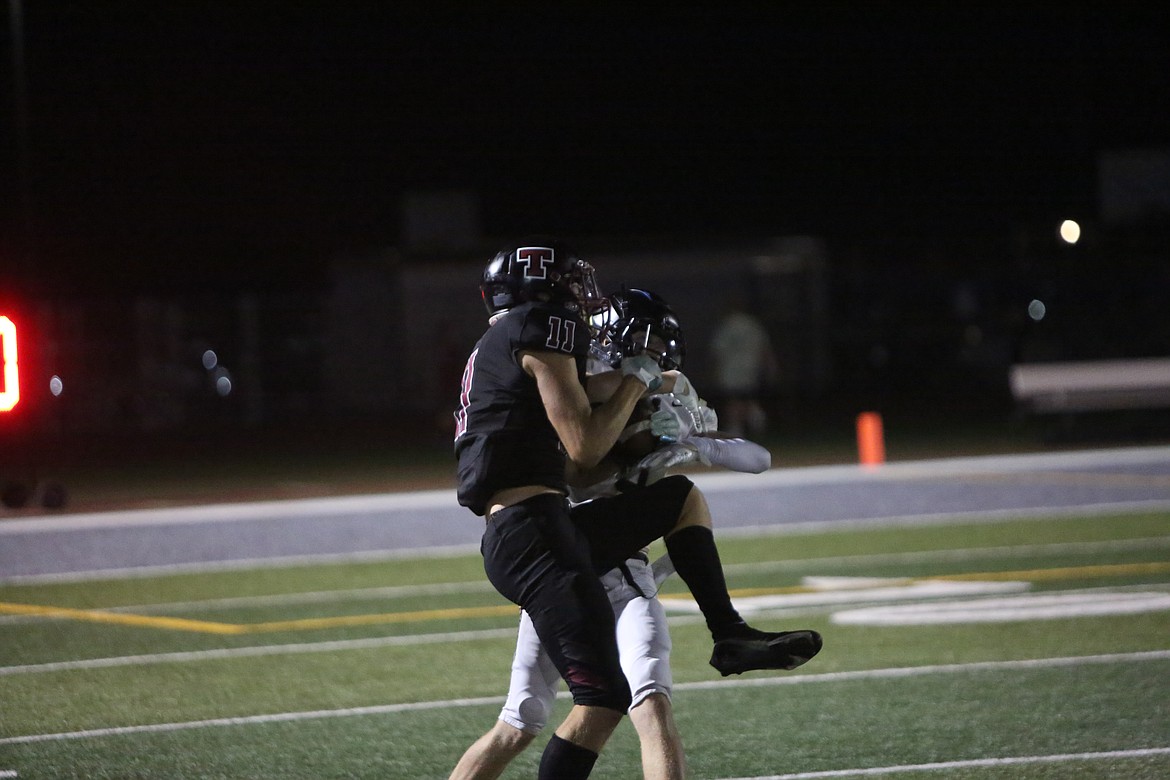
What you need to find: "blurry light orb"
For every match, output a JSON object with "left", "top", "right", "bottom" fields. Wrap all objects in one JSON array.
[
  {"left": 216, "top": 376, "right": 233, "bottom": 396},
  {"left": 202, "top": 349, "right": 218, "bottom": 370},
  {"left": 49, "top": 375, "right": 64, "bottom": 396},
  {"left": 1028, "top": 299, "right": 1047, "bottom": 321},
  {"left": 1059, "top": 219, "right": 1081, "bottom": 245}
]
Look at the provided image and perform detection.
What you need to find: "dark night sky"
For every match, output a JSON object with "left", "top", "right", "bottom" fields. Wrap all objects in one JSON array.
[{"left": 3, "top": 4, "right": 1169, "bottom": 292}]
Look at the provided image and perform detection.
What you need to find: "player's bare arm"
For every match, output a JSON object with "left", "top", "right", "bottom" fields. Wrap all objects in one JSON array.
[
  {"left": 523, "top": 350, "right": 648, "bottom": 468},
  {"left": 585, "top": 369, "right": 682, "bottom": 404}
]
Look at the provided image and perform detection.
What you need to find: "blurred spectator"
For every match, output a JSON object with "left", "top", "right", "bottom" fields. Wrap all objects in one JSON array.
[{"left": 709, "top": 295, "right": 779, "bottom": 437}]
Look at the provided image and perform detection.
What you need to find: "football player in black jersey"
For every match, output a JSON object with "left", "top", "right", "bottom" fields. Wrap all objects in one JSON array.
[
  {"left": 454, "top": 239, "right": 822, "bottom": 779},
  {"left": 450, "top": 289, "right": 778, "bottom": 780}
]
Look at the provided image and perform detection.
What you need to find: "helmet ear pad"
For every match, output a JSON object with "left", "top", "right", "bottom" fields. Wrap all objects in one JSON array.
[{"left": 481, "top": 284, "right": 516, "bottom": 315}]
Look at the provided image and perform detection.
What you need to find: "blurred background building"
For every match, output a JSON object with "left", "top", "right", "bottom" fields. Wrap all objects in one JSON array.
[
  {"left": 2, "top": 5, "right": 1169, "bottom": 495},
  {"left": 6, "top": 165, "right": 1167, "bottom": 444}
]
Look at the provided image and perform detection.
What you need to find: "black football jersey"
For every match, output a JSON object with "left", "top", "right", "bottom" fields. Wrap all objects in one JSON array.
[{"left": 454, "top": 301, "right": 590, "bottom": 515}]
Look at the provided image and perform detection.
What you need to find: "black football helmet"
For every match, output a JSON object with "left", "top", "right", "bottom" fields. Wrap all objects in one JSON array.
[
  {"left": 594, "top": 288, "right": 686, "bottom": 371},
  {"left": 480, "top": 237, "right": 606, "bottom": 319}
]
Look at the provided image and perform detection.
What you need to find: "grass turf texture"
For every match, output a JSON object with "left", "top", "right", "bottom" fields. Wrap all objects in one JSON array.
[{"left": 2, "top": 511, "right": 1168, "bottom": 778}]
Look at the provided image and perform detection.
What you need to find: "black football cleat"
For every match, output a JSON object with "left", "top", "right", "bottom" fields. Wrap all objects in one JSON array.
[{"left": 710, "top": 629, "right": 823, "bottom": 676}]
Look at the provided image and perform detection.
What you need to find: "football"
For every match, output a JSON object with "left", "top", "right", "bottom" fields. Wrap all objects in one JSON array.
[{"left": 608, "top": 398, "right": 660, "bottom": 466}]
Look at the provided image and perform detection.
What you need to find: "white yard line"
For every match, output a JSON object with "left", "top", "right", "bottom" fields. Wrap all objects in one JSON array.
[
  {"left": 0, "top": 628, "right": 521, "bottom": 676},
  {"left": 0, "top": 490, "right": 461, "bottom": 534},
  {"left": 0, "top": 544, "right": 481, "bottom": 586},
  {"left": 120, "top": 534, "right": 1168, "bottom": 614},
  {"left": 2, "top": 536, "right": 1165, "bottom": 625},
  {"left": 2, "top": 650, "right": 1167, "bottom": 745},
  {"left": 0, "top": 536, "right": 1139, "bottom": 622},
  {"left": 833, "top": 590, "right": 1170, "bottom": 625},
  {"left": 716, "top": 498, "right": 1170, "bottom": 539},
  {"left": 8, "top": 500, "right": 1170, "bottom": 588},
  {"left": 715, "top": 746, "right": 1170, "bottom": 780},
  {"left": 108, "top": 579, "right": 497, "bottom": 615},
  {"left": 722, "top": 535, "right": 1170, "bottom": 574},
  {"left": 0, "top": 695, "right": 507, "bottom": 746},
  {"left": 692, "top": 445, "right": 1170, "bottom": 493}
]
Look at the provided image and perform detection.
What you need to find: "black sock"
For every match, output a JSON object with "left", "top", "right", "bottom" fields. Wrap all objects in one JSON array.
[
  {"left": 538, "top": 735, "right": 599, "bottom": 780},
  {"left": 664, "top": 525, "right": 746, "bottom": 641}
]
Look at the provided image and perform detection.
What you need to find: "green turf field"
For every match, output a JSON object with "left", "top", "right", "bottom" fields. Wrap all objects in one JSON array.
[{"left": 2, "top": 511, "right": 1169, "bottom": 778}]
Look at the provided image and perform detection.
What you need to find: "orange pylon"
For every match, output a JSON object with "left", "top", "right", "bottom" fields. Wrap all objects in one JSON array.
[{"left": 856, "top": 411, "right": 885, "bottom": 466}]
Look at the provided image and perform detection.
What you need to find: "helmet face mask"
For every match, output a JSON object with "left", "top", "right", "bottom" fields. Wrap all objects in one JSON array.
[
  {"left": 594, "top": 288, "right": 685, "bottom": 371},
  {"left": 480, "top": 239, "right": 607, "bottom": 321},
  {"left": 563, "top": 258, "right": 607, "bottom": 317}
]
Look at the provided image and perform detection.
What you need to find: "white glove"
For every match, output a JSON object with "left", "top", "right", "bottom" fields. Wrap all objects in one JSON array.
[
  {"left": 621, "top": 354, "right": 663, "bottom": 391},
  {"left": 671, "top": 372, "right": 698, "bottom": 405},
  {"left": 697, "top": 401, "right": 719, "bottom": 433},
  {"left": 664, "top": 373, "right": 718, "bottom": 434},
  {"left": 648, "top": 404, "right": 681, "bottom": 442},
  {"left": 671, "top": 395, "right": 717, "bottom": 436},
  {"left": 625, "top": 441, "right": 704, "bottom": 486}
]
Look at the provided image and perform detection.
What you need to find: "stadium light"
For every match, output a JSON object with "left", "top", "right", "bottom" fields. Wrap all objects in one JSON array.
[{"left": 1058, "top": 219, "right": 1081, "bottom": 245}]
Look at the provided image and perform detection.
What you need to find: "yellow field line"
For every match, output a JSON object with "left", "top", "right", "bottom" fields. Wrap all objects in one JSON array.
[
  {"left": 240, "top": 604, "right": 519, "bottom": 633},
  {"left": 0, "top": 602, "right": 246, "bottom": 635},
  {"left": 0, "top": 600, "right": 520, "bottom": 635},
  {"left": 6, "top": 561, "right": 1167, "bottom": 634}
]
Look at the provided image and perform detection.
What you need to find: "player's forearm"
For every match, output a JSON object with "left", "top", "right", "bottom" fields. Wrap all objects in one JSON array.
[
  {"left": 586, "top": 369, "right": 682, "bottom": 403},
  {"left": 653, "top": 370, "right": 682, "bottom": 395},
  {"left": 573, "top": 376, "right": 647, "bottom": 467}
]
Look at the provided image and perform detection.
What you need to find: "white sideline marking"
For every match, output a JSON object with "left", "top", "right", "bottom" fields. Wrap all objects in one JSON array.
[
  {"left": 717, "top": 499, "right": 1170, "bottom": 540},
  {"left": 693, "top": 444, "right": 1170, "bottom": 493},
  {"left": 722, "top": 535, "right": 1170, "bottom": 575},
  {"left": 662, "top": 580, "right": 1030, "bottom": 614},
  {"left": 0, "top": 628, "right": 520, "bottom": 676},
  {"left": 2, "top": 650, "right": 1167, "bottom": 746},
  {"left": 8, "top": 498, "right": 1170, "bottom": 588},
  {"left": 0, "top": 619, "right": 719, "bottom": 677},
  {"left": 5, "top": 444, "right": 1169, "bottom": 535},
  {"left": 833, "top": 590, "right": 1170, "bottom": 625},
  {"left": 669, "top": 649, "right": 1170, "bottom": 693},
  {"left": 2, "top": 535, "right": 1162, "bottom": 630},
  {"left": 0, "top": 695, "right": 507, "bottom": 745},
  {"left": 0, "top": 544, "right": 481, "bottom": 586},
  {"left": 0, "top": 771, "right": 18, "bottom": 778},
  {"left": 716, "top": 746, "right": 1170, "bottom": 780},
  {"left": 0, "top": 489, "right": 461, "bottom": 534},
  {"left": 27, "top": 576, "right": 1152, "bottom": 675},
  {"left": 3, "top": 536, "right": 1164, "bottom": 625},
  {"left": 108, "top": 579, "right": 496, "bottom": 615}
]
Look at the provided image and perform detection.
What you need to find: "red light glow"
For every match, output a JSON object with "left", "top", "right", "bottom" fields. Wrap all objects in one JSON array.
[{"left": 0, "top": 316, "right": 19, "bottom": 412}]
